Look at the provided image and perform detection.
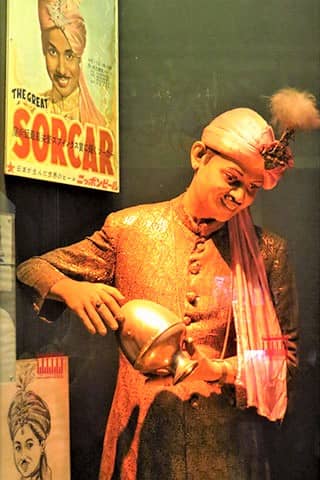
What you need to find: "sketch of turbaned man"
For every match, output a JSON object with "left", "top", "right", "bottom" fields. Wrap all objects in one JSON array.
[
  {"left": 8, "top": 381, "right": 52, "bottom": 479},
  {"left": 6, "top": 357, "right": 70, "bottom": 480}
]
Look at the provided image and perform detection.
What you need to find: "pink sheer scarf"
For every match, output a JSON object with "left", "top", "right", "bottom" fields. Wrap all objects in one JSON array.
[
  {"left": 228, "top": 208, "right": 287, "bottom": 421},
  {"left": 79, "top": 70, "right": 106, "bottom": 127}
]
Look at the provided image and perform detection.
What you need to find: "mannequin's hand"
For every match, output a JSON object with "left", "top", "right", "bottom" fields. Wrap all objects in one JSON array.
[
  {"left": 183, "top": 338, "right": 222, "bottom": 382},
  {"left": 49, "top": 278, "right": 125, "bottom": 335}
]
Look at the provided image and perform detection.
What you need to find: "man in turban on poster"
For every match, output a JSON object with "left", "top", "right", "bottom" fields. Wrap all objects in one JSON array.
[{"left": 38, "top": 0, "right": 106, "bottom": 126}]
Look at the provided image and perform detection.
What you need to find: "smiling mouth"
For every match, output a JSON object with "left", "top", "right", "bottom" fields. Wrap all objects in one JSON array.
[
  {"left": 54, "top": 74, "right": 70, "bottom": 88},
  {"left": 221, "top": 194, "right": 239, "bottom": 212}
]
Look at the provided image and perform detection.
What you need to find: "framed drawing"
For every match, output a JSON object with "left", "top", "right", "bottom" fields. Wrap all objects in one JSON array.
[{"left": 0, "top": 356, "right": 70, "bottom": 480}]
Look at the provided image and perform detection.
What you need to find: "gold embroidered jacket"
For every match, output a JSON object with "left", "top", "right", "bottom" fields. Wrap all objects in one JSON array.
[{"left": 17, "top": 195, "right": 298, "bottom": 480}]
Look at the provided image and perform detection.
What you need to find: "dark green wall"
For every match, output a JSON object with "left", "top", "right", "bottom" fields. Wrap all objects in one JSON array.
[{"left": 1, "top": 1, "right": 319, "bottom": 479}]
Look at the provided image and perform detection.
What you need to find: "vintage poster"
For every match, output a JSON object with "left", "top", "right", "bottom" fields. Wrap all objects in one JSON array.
[
  {"left": 0, "top": 356, "right": 70, "bottom": 479},
  {"left": 4, "top": 0, "right": 119, "bottom": 192}
]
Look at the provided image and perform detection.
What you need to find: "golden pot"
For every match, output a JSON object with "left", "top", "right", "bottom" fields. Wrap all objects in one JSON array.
[{"left": 117, "top": 299, "right": 198, "bottom": 384}]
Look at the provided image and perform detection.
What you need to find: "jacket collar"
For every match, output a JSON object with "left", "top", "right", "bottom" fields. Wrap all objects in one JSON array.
[{"left": 170, "top": 193, "right": 226, "bottom": 238}]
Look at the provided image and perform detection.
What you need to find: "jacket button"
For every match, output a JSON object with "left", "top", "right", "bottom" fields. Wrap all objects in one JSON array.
[
  {"left": 183, "top": 315, "right": 192, "bottom": 325},
  {"left": 186, "top": 291, "right": 197, "bottom": 304},
  {"left": 189, "top": 394, "right": 200, "bottom": 409},
  {"left": 33, "top": 302, "right": 40, "bottom": 313},
  {"left": 189, "top": 261, "right": 200, "bottom": 274},
  {"left": 195, "top": 241, "right": 205, "bottom": 253}
]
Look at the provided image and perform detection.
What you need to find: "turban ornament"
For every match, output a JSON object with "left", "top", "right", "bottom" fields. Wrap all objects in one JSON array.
[{"left": 47, "top": 1, "right": 70, "bottom": 30}]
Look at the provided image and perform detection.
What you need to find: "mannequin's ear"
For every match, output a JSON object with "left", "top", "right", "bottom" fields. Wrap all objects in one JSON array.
[{"left": 190, "top": 141, "right": 207, "bottom": 171}]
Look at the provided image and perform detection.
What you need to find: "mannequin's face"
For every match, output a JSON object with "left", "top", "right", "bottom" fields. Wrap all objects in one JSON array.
[
  {"left": 186, "top": 143, "right": 263, "bottom": 221},
  {"left": 43, "top": 27, "right": 81, "bottom": 98},
  {"left": 13, "top": 425, "right": 43, "bottom": 478}
]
